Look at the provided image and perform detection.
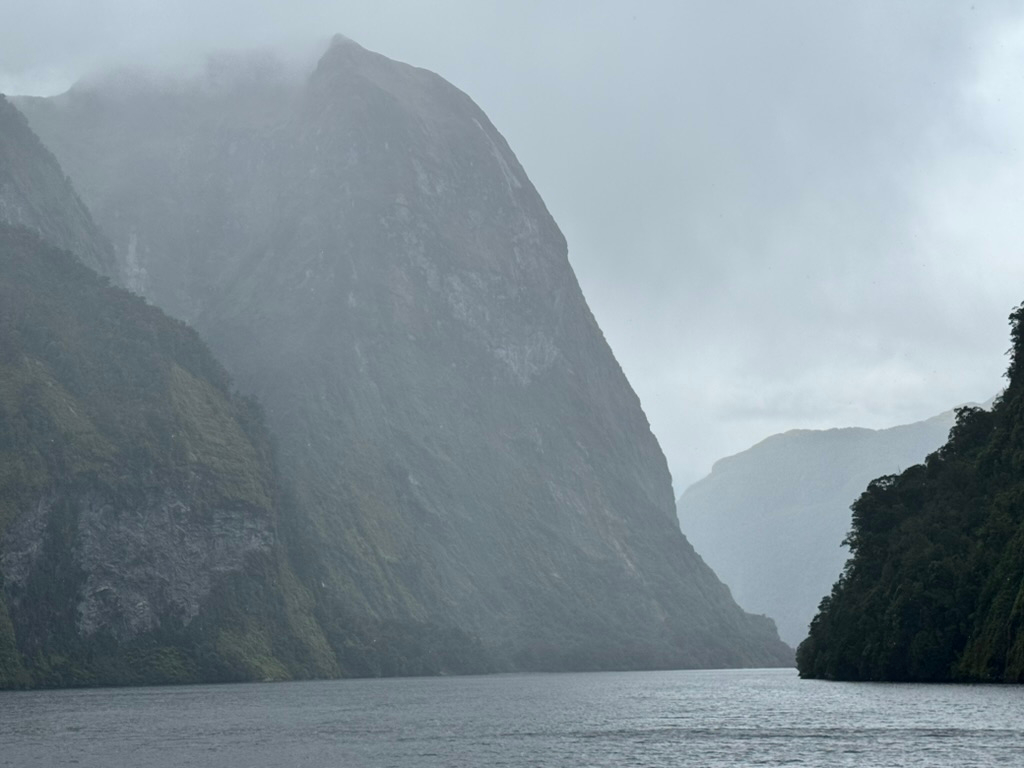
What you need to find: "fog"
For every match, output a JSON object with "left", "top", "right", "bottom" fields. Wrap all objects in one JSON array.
[{"left": 3, "top": 0, "right": 1022, "bottom": 491}]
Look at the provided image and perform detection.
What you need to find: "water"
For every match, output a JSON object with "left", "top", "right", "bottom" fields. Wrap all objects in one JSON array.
[{"left": 2, "top": 668, "right": 1022, "bottom": 767}]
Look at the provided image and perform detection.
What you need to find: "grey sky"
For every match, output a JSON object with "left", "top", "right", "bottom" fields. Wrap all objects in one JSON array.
[{"left": 3, "top": 1, "right": 1022, "bottom": 493}]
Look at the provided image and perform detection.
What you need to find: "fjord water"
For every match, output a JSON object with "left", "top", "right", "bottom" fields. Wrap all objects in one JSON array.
[{"left": 2, "top": 668, "right": 1021, "bottom": 767}]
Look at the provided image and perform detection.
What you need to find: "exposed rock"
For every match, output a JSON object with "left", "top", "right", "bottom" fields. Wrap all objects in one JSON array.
[{"left": 73, "top": 485, "right": 274, "bottom": 640}]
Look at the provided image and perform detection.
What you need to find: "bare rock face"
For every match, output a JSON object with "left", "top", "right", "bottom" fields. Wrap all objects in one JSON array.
[
  {"left": 19, "top": 37, "right": 792, "bottom": 670},
  {"left": 2, "top": 486, "right": 274, "bottom": 642},
  {"left": 1, "top": 92, "right": 305, "bottom": 686},
  {"left": 73, "top": 486, "right": 275, "bottom": 640}
]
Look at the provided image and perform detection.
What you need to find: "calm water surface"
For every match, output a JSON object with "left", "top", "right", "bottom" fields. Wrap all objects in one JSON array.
[{"left": 2, "top": 667, "right": 1022, "bottom": 767}]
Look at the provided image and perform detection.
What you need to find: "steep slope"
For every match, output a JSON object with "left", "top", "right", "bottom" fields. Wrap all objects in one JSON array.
[
  {"left": 0, "top": 223, "right": 340, "bottom": 688},
  {"left": 0, "top": 95, "right": 113, "bottom": 275},
  {"left": 0, "top": 98, "right": 338, "bottom": 686},
  {"left": 677, "top": 412, "right": 957, "bottom": 646},
  {"left": 18, "top": 38, "right": 791, "bottom": 670},
  {"left": 796, "top": 304, "right": 1024, "bottom": 682}
]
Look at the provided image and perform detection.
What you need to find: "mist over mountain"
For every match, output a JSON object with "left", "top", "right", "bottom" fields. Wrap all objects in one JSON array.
[
  {"left": 0, "top": 96, "right": 343, "bottom": 685},
  {"left": 0, "top": 221, "right": 356, "bottom": 687},
  {"left": 677, "top": 410, "right": 961, "bottom": 646},
  {"left": 9, "top": 37, "right": 791, "bottom": 676},
  {"left": 0, "top": 96, "right": 113, "bottom": 275}
]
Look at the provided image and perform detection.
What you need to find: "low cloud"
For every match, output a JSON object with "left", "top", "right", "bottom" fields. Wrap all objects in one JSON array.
[{"left": 2, "top": 1, "right": 1022, "bottom": 493}]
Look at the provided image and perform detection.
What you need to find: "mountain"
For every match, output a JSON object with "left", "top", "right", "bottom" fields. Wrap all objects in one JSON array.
[
  {"left": 0, "top": 96, "right": 113, "bottom": 275},
  {"left": 15, "top": 38, "right": 791, "bottom": 671},
  {"left": 796, "top": 304, "right": 1024, "bottom": 682},
  {"left": 677, "top": 413, "right": 957, "bottom": 646},
  {"left": 0, "top": 218, "right": 343, "bottom": 687},
  {"left": 0, "top": 93, "right": 344, "bottom": 688},
  {"left": 0, "top": 93, "right": 490, "bottom": 687}
]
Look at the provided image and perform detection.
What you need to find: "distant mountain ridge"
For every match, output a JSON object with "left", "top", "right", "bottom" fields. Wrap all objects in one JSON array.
[
  {"left": 677, "top": 409, "right": 966, "bottom": 646},
  {"left": 11, "top": 37, "right": 792, "bottom": 674},
  {"left": 798, "top": 307, "right": 1024, "bottom": 682}
]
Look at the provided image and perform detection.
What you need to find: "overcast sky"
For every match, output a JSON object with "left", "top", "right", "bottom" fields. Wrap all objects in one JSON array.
[{"left": 3, "top": 1, "right": 1023, "bottom": 493}]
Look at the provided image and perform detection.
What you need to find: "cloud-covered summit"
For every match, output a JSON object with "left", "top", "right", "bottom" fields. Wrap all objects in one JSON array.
[{"left": 3, "top": 1, "right": 1022, "bottom": 490}]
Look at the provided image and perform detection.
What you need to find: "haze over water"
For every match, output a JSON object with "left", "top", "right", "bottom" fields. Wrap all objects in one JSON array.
[{"left": 3, "top": 668, "right": 1022, "bottom": 767}]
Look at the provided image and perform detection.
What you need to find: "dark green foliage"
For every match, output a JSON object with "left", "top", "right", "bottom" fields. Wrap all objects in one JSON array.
[
  {"left": 798, "top": 304, "right": 1024, "bottom": 682},
  {"left": 0, "top": 224, "right": 337, "bottom": 688},
  {"left": 677, "top": 410, "right": 955, "bottom": 647},
  {"left": 0, "top": 222, "right": 256, "bottom": 522}
]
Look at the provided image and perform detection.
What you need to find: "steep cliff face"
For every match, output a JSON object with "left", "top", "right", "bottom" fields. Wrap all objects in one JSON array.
[
  {"left": 0, "top": 96, "right": 113, "bottom": 275},
  {"left": 796, "top": 305, "right": 1024, "bottom": 683},
  {"left": 0, "top": 222, "right": 336, "bottom": 688},
  {"left": 18, "top": 38, "right": 791, "bottom": 669},
  {"left": 677, "top": 413, "right": 958, "bottom": 646},
  {"left": 0, "top": 92, "right": 322, "bottom": 686}
]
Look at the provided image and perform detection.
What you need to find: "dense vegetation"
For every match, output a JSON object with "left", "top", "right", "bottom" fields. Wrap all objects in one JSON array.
[
  {"left": 0, "top": 223, "right": 332, "bottom": 687},
  {"left": 797, "top": 305, "right": 1024, "bottom": 682}
]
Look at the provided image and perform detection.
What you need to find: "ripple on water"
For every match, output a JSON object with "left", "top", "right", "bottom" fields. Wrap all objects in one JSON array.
[{"left": 2, "top": 668, "right": 1023, "bottom": 768}]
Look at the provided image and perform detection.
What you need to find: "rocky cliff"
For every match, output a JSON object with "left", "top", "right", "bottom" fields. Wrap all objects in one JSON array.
[
  {"left": 0, "top": 223, "right": 340, "bottom": 687},
  {"left": 16, "top": 37, "right": 791, "bottom": 670},
  {"left": 0, "top": 94, "right": 339, "bottom": 686},
  {"left": 677, "top": 413, "right": 958, "bottom": 646}
]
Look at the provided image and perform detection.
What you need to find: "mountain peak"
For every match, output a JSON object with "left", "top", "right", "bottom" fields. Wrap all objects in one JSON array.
[
  {"left": 328, "top": 32, "right": 364, "bottom": 52},
  {"left": 314, "top": 33, "right": 380, "bottom": 75},
  {"left": 16, "top": 41, "right": 792, "bottom": 674}
]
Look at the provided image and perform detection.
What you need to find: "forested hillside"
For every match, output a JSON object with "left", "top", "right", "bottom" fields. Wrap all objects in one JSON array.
[
  {"left": 0, "top": 223, "right": 344, "bottom": 687},
  {"left": 797, "top": 304, "right": 1024, "bottom": 682}
]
